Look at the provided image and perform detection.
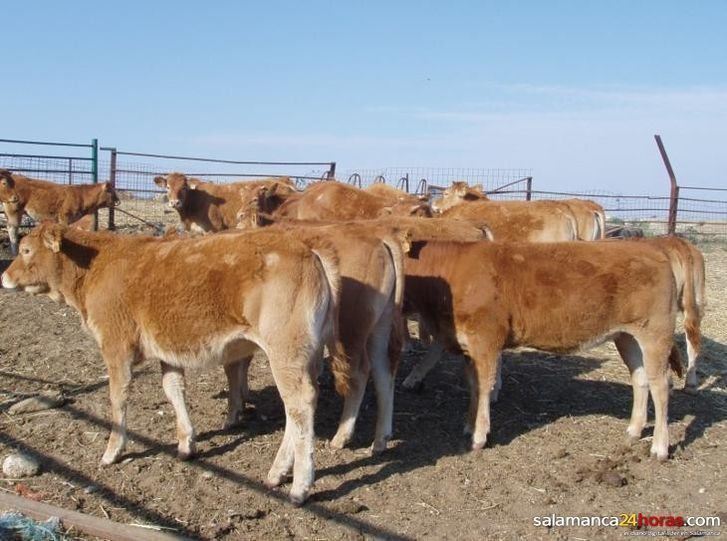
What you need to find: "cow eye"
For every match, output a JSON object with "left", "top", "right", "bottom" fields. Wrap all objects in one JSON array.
[{"left": 21, "top": 247, "right": 31, "bottom": 255}]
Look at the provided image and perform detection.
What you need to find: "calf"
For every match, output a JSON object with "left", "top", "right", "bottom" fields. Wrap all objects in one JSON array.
[
  {"left": 626, "top": 236, "right": 705, "bottom": 392},
  {"left": 403, "top": 240, "right": 680, "bottom": 459},
  {"left": 153, "top": 173, "right": 295, "bottom": 232},
  {"left": 433, "top": 181, "right": 605, "bottom": 240},
  {"left": 0, "top": 169, "right": 118, "bottom": 254},
  {"left": 1, "top": 223, "right": 343, "bottom": 504},
  {"left": 365, "top": 183, "right": 429, "bottom": 205},
  {"left": 437, "top": 200, "right": 577, "bottom": 242},
  {"left": 230, "top": 221, "right": 407, "bottom": 452},
  {"left": 255, "top": 181, "right": 432, "bottom": 222}
]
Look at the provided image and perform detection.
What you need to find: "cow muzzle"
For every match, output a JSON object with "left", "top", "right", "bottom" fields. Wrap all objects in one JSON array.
[{"left": 1, "top": 272, "right": 17, "bottom": 290}]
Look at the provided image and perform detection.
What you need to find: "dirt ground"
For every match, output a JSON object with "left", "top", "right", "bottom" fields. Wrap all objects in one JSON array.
[{"left": 0, "top": 230, "right": 725, "bottom": 541}]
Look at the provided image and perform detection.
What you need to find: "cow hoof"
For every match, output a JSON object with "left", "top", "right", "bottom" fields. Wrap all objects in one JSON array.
[
  {"left": 402, "top": 378, "right": 424, "bottom": 393},
  {"left": 265, "top": 475, "right": 284, "bottom": 489},
  {"left": 682, "top": 385, "right": 698, "bottom": 396},
  {"left": 100, "top": 449, "right": 122, "bottom": 465},
  {"left": 650, "top": 448, "right": 668, "bottom": 462},
  {"left": 223, "top": 416, "right": 244, "bottom": 430},
  {"left": 369, "top": 440, "right": 387, "bottom": 455},
  {"left": 471, "top": 440, "right": 487, "bottom": 451},
  {"left": 328, "top": 435, "right": 348, "bottom": 450},
  {"left": 177, "top": 442, "right": 196, "bottom": 461},
  {"left": 289, "top": 490, "right": 308, "bottom": 507}
]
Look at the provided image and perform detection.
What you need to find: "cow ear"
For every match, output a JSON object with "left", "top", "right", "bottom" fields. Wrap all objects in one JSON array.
[
  {"left": 187, "top": 178, "right": 200, "bottom": 190},
  {"left": 42, "top": 224, "right": 64, "bottom": 253},
  {"left": 103, "top": 182, "right": 113, "bottom": 192},
  {"left": 417, "top": 194, "right": 429, "bottom": 202},
  {"left": 153, "top": 176, "right": 167, "bottom": 188}
]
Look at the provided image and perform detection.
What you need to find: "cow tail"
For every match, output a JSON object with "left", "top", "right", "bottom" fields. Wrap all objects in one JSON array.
[
  {"left": 310, "top": 245, "right": 350, "bottom": 396},
  {"left": 381, "top": 232, "right": 407, "bottom": 375}
]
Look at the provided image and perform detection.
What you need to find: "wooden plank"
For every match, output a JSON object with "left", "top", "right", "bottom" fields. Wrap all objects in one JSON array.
[{"left": 0, "top": 492, "right": 190, "bottom": 541}]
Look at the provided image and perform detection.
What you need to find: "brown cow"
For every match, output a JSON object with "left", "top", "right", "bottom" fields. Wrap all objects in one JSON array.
[
  {"left": 0, "top": 169, "right": 118, "bottom": 254},
  {"left": 403, "top": 240, "right": 681, "bottom": 460},
  {"left": 365, "top": 183, "right": 429, "bottom": 205},
  {"left": 229, "top": 219, "right": 407, "bottom": 452},
  {"left": 626, "top": 236, "right": 705, "bottom": 392},
  {"left": 153, "top": 173, "right": 295, "bottom": 233},
  {"left": 438, "top": 200, "right": 577, "bottom": 242},
  {"left": 252, "top": 181, "right": 433, "bottom": 222},
  {"left": 433, "top": 181, "right": 605, "bottom": 240},
  {"left": 1, "top": 223, "right": 344, "bottom": 504}
]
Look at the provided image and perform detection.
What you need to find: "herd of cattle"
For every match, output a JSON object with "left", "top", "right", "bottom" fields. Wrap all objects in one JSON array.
[{"left": 0, "top": 169, "right": 706, "bottom": 505}]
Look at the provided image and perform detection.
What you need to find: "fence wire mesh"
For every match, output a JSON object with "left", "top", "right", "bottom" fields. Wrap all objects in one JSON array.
[{"left": 1, "top": 138, "right": 725, "bottom": 242}]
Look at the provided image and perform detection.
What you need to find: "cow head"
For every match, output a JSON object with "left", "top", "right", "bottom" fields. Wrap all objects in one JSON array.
[
  {"left": 97, "top": 182, "right": 120, "bottom": 208},
  {"left": 0, "top": 169, "right": 20, "bottom": 204},
  {"left": 431, "top": 181, "right": 488, "bottom": 213},
  {"left": 236, "top": 180, "right": 297, "bottom": 228},
  {"left": 153, "top": 173, "right": 200, "bottom": 210},
  {"left": 1, "top": 222, "right": 67, "bottom": 294}
]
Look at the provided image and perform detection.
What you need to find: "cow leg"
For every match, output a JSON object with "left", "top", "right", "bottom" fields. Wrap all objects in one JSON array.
[
  {"left": 614, "top": 333, "right": 649, "bottom": 441},
  {"left": 160, "top": 362, "right": 196, "bottom": 460},
  {"left": 4, "top": 208, "right": 21, "bottom": 256},
  {"left": 402, "top": 340, "right": 445, "bottom": 390},
  {"left": 463, "top": 359, "right": 478, "bottom": 436},
  {"left": 101, "top": 347, "right": 133, "bottom": 465},
  {"left": 329, "top": 344, "right": 367, "bottom": 450},
  {"left": 266, "top": 351, "right": 318, "bottom": 505},
  {"left": 684, "top": 326, "right": 701, "bottom": 393},
  {"left": 491, "top": 353, "right": 503, "bottom": 403},
  {"left": 468, "top": 342, "right": 500, "bottom": 450},
  {"left": 639, "top": 337, "right": 672, "bottom": 461},
  {"left": 368, "top": 308, "right": 396, "bottom": 454},
  {"left": 223, "top": 357, "right": 252, "bottom": 429}
]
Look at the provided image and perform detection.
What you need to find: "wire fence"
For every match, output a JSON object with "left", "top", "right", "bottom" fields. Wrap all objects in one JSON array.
[
  {"left": 1, "top": 138, "right": 725, "bottom": 242},
  {"left": 100, "top": 148, "right": 335, "bottom": 229}
]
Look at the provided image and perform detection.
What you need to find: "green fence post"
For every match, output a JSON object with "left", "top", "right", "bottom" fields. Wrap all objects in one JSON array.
[{"left": 91, "top": 138, "right": 98, "bottom": 231}]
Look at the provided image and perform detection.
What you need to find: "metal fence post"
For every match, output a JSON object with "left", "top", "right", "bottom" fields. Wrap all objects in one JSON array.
[
  {"left": 654, "top": 135, "right": 679, "bottom": 235},
  {"left": 328, "top": 162, "right": 336, "bottom": 180},
  {"left": 526, "top": 176, "right": 533, "bottom": 200},
  {"left": 91, "top": 138, "right": 98, "bottom": 231},
  {"left": 108, "top": 148, "right": 117, "bottom": 230}
]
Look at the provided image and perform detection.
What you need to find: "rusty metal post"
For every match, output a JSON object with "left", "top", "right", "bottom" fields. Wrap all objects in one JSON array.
[
  {"left": 654, "top": 135, "right": 679, "bottom": 235},
  {"left": 526, "top": 176, "right": 533, "bottom": 201},
  {"left": 108, "top": 148, "right": 117, "bottom": 230}
]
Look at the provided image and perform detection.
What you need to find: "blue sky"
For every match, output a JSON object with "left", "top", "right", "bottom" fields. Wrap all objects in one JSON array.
[{"left": 2, "top": 1, "right": 726, "bottom": 193}]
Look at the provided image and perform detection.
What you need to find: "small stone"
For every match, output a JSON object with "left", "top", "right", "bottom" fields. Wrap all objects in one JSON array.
[
  {"left": 698, "top": 487, "right": 706, "bottom": 494},
  {"left": 600, "top": 470, "right": 627, "bottom": 487},
  {"left": 83, "top": 485, "right": 99, "bottom": 494},
  {"left": 201, "top": 471, "right": 214, "bottom": 479},
  {"left": 3, "top": 453, "right": 40, "bottom": 477}
]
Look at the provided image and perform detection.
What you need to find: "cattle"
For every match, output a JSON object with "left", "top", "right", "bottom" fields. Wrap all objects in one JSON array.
[
  {"left": 365, "top": 183, "right": 429, "bottom": 205},
  {"left": 626, "top": 236, "right": 706, "bottom": 392},
  {"left": 153, "top": 172, "right": 295, "bottom": 233},
  {"left": 437, "top": 200, "right": 578, "bottom": 242},
  {"left": 1, "top": 223, "right": 344, "bottom": 504},
  {"left": 227, "top": 220, "right": 407, "bottom": 453},
  {"left": 432, "top": 181, "right": 605, "bottom": 240},
  {"left": 0, "top": 169, "right": 118, "bottom": 255},
  {"left": 402, "top": 240, "right": 681, "bottom": 460},
  {"left": 242, "top": 181, "right": 432, "bottom": 223}
]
